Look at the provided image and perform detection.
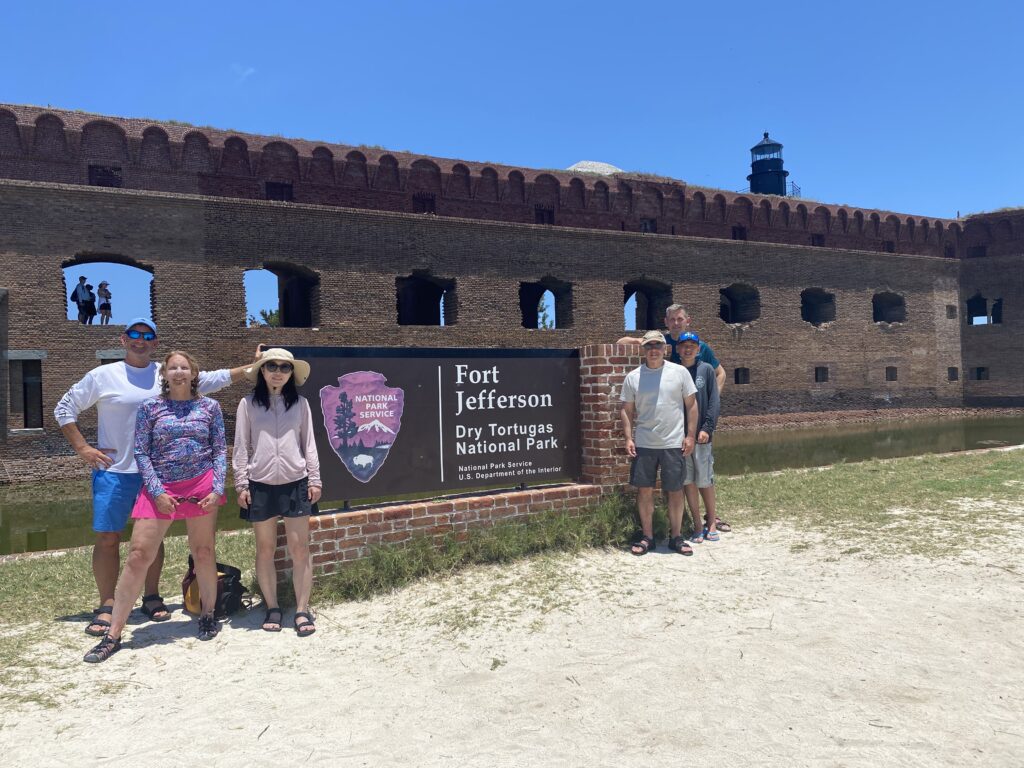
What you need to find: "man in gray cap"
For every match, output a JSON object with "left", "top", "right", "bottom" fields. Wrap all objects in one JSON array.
[
  {"left": 54, "top": 318, "right": 256, "bottom": 637},
  {"left": 619, "top": 330, "right": 699, "bottom": 556}
]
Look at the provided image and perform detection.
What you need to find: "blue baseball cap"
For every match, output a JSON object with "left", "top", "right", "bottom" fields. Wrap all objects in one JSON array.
[
  {"left": 124, "top": 317, "right": 158, "bottom": 335},
  {"left": 679, "top": 331, "right": 700, "bottom": 344}
]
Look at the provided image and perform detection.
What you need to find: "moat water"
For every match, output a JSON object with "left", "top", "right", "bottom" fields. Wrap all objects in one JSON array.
[{"left": 2, "top": 415, "right": 1023, "bottom": 556}]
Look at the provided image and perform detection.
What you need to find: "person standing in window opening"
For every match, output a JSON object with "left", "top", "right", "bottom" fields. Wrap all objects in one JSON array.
[
  {"left": 97, "top": 281, "right": 112, "bottom": 325},
  {"left": 84, "top": 350, "right": 228, "bottom": 662},
  {"left": 55, "top": 318, "right": 255, "bottom": 640},
  {"left": 676, "top": 332, "right": 721, "bottom": 544},
  {"left": 616, "top": 303, "right": 732, "bottom": 533},
  {"left": 82, "top": 284, "right": 98, "bottom": 325},
  {"left": 70, "top": 275, "right": 89, "bottom": 324},
  {"left": 233, "top": 348, "right": 322, "bottom": 637},
  {"left": 620, "top": 331, "right": 699, "bottom": 557}
]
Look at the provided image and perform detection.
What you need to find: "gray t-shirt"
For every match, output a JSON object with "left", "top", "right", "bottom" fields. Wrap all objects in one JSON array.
[{"left": 620, "top": 361, "right": 697, "bottom": 449}]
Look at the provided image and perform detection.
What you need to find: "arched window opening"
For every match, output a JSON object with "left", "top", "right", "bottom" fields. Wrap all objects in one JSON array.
[
  {"left": 396, "top": 272, "right": 456, "bottom": 326},
  {"left": 719, "top": 283, "right": 761, "bottom": 324},
  {"left": 520, "top": 277, "right": 573, "bottom": 329},
  {"left": 244, "top": 269, "right": 279, "bottom": 326},
  {"left": 245, "top": 264, "right": 318, "bottom": 328},
  {"left": 800, "top": 288, "right": 836, "bottom": 326},
  {"left": 966, "top": 293, "right": 1002, "bottom": 325},
  {"left": 966, "top": 293, "right": 988, "bottom": 325},
  {"left": 872, "top": 292, "right": 906, "bottom": 324},
  {"left": 62, "top": 260, "right": 154, "bottom": 325},
  {"left": 623, "top": 280, "right": 671, "bottom": 331}
]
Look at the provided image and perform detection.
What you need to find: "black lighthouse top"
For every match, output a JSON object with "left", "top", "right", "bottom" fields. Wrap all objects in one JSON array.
[
  {"left": 751, "top": 132, "right": 783, "bottom": 161},
  {"left": 747, "top": 132, "right": 789, "bottom": 195}
]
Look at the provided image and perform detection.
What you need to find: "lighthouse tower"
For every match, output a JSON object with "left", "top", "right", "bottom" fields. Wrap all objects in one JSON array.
[{"left": 747, "top": 132, "right": 789, "bottom": 196}]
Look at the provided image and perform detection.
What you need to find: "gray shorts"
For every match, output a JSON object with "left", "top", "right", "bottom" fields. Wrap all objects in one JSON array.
[
  {"left": 684, "top": 442, "right": 715, "bottom": 488},
  {"left": 630, "top": 447, "right": 685, "bottom": 491}
]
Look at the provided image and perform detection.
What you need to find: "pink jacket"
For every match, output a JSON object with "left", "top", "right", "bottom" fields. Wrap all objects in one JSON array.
[{"left": 232, "top": 394, "right": 322, "bottom": 490}]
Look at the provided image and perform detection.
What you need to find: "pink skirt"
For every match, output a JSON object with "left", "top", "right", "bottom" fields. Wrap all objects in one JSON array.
[{"left": 131, "top": 469, "right": 226, "bottom": 520}]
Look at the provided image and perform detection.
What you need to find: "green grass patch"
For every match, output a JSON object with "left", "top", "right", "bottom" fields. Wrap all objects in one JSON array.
[
  {"left": 314, "top": 493, "right": 639, "bottom": 603},
  {"left": 718, "top": 449, "right": 1024, "bottom": 557}
]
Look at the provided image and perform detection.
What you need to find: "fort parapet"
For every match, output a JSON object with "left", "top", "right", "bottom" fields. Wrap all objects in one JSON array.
[{"left": 0, "top": 104, "right": 975, "bottom": 258}]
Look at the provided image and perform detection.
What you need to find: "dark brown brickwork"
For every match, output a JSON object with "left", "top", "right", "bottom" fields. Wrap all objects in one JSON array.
[
  {"left": 957, "top": 210, "right": 1024, "bottom": 405},
  {"left": 1, "top": 103, "right": 1021, "bottom": 478},
  {"left": 0, "top": 104, "right": 962, "bottom": 258},
  {"left": 0, "top": 180, "right": 987, "bottom": 476}
]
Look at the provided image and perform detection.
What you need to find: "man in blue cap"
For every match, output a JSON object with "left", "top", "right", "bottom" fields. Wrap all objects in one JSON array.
[{"left": 54, "top": 318, "right": 255, "bottom": 637}]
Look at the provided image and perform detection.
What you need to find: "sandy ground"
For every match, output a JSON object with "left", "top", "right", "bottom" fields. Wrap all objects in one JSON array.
[{"left": 2, "top": 524, "right": 1023, "bottom": 768}]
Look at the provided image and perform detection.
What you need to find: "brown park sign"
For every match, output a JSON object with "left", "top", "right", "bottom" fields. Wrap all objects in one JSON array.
[{"left": 289, "top": 347, "right": 581, "bottom": 503}]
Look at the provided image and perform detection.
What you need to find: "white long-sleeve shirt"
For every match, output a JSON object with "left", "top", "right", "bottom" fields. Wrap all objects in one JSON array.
[
  {"left": 54, "top": 362, "right": 232, "bottom": 473},
  {"left": 232, "top": 394, "right": 322, "bottom": 490}
]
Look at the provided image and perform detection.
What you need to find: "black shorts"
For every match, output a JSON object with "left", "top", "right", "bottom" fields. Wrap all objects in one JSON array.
[
  {"left": 240, "top": 477, "right": 319, "bottom": 523},
  {"left": 629, "top": 447, "right": 685, "bottom": 491}
]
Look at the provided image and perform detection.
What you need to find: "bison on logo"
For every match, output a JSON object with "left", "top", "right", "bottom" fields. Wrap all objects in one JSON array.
[{"left": 319, "top": 371, "right": 404, "bottom": 483}]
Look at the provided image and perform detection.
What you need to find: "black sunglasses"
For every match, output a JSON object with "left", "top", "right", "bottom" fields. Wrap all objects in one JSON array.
[
  {"left": 173, "top": 496, "right": 203, "bottom": 504},
  {"left": 263, "top": 362, "right": 294, "bottom": 373},
  {"left": 125, "top": 329, "right": 156, "bottom": 341}
]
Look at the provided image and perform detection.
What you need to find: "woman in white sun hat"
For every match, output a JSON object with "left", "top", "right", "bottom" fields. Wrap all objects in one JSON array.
[{"left": 233, "top": 347, "right": 322, "bottom": 636}]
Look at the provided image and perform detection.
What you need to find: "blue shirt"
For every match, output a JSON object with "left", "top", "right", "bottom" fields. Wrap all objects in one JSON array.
[{"left": 663, "top": 334, "right": 719, "bottom": 369}]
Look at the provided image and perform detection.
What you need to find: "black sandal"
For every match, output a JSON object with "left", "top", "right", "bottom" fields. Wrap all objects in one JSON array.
[
  {"left": 668, "top": 536, "right": 694, "bottom": 556},
  {"left": 630, "top": 535, "right": 655, "bottom": 556},
  {"left": 140, "top": 594, "right": 171, "bottom": 622},
  {"left": 83, "top": 633, "right": 122, "bottom": 663},
  {"left": 293, "top": 611, "right": 316, "bottom": 637},
  {"left": 262, "top": 607, "right": 283, "bottom": 632},
  {"left": 197, "top": 613, "right": 219, "bottom": 641},
  {"left": 85, "top": 605, "right": 112, "bottom": 637}
]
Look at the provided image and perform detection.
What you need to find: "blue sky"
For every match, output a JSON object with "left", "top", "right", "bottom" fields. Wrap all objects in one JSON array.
[{"left": 7, "top": 1, "right": 1020, "bottom": 325}]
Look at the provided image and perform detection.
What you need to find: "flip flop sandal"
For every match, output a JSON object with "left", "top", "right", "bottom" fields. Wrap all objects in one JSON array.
[
  {"left": 85, "top": 605, "right": 112, "bottom": 637},
  {"left": 293, "top": 612, "right": 316, "bottom": 637},
  {"left": 83, "top": 634, "right": 122, "bottom": 663},
  {"left": 262, "top": 607, "right": 283, "bottom": 632},
  {"left": 716, "top": 519, "right": 732, "bottom": 533},
  {"left": 140, "top": 594, "right": 172, "bottom": 622},
  {"left": 668, "top": 536, "right": 694, "bottom": 556},
  {"left": 630, "top": 535, "right": 655, "bottom": 556},
  {"left": 705, "top": 530, "right": 721, "bottom": 542}
]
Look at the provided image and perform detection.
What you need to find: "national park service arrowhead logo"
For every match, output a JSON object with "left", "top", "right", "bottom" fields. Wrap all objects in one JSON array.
[{"left": 320, "top": 371, "right": 404, "bottom": 483}]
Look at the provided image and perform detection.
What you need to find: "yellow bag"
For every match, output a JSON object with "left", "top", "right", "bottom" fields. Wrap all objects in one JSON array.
[{"left": 180, "top": 556, "right": 247, "bottom": 618}]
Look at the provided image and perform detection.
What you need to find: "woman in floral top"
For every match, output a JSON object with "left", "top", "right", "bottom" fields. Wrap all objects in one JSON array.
[{"left": 85, "top": 350, "right": 228, "bottom": 663}]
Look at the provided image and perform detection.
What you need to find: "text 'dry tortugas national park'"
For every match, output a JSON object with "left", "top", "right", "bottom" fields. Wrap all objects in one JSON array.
[{"left": 1, "top": 103, "right": 1021, "bottom": 571}]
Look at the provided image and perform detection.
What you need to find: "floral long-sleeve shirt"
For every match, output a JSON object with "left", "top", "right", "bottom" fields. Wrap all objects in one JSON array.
[{"left": 134, "top": 396, "right": 227, "bottom": 498}]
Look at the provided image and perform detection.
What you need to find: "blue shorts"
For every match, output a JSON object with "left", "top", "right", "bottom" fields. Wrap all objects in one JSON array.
[{"left": 91, "top": 470, "right": 143, "bottom": 533}]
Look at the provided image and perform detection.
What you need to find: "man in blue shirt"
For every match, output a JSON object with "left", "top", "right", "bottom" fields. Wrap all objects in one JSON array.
[{"left": 617, "top": 303, "right": 726, "bottom": 392}]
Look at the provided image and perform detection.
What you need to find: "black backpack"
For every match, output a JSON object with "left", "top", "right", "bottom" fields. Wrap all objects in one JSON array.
[{"left": 181, "top": 555, "right": 250, "bottom": 619}]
